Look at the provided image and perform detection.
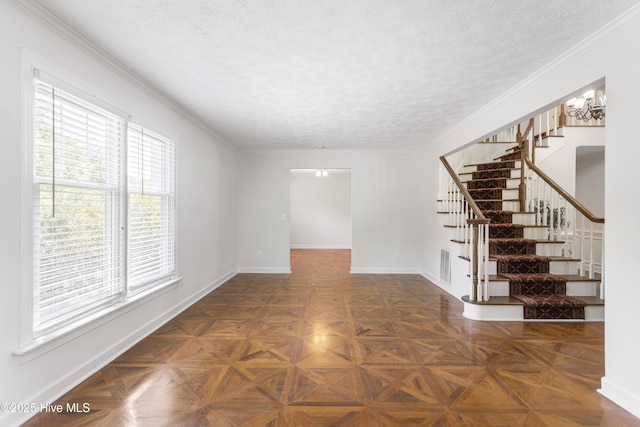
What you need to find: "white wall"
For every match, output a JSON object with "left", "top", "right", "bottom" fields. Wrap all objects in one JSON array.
[
  {"left": 420, "top": 5, "right": 640, "bottom": 419},
  {"left": 238, "top": 150, "right": 422, "bottom": 273},
  {"left": 576, "top": 147, "right": 605, "bottom": 217},
  {"left": 290, "top": 169, "right": 352, "bottom": 248},
  {"left": 536, "top": 126, "right": 605, "bottom": 196},
  {"left": 0, "top": 3, "right": 237, "bottom": 426}
]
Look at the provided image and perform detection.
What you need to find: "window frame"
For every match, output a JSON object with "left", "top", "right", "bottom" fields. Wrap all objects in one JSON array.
[{"left": 18, "top": 54, "right": 180, "bottom": 358}]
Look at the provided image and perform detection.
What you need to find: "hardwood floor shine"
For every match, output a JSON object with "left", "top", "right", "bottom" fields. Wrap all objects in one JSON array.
[{"left": 25, "top": 250, "right": 639, "bottom": 426}]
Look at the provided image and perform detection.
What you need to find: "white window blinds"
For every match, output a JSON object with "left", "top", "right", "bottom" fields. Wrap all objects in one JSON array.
[
  {"left": 33, "top": 79, "right": 125, "bottom": 335},
  {"left": 31, "top": 77, "right": 177, "bottom": 339},
  {"left": 127, "top": 125, "right": 176, "bottom": 292}
]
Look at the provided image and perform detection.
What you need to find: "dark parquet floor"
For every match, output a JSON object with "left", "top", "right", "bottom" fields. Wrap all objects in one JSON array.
[{"left": 24, "top": 249, "right": 640, "bottom": 426}]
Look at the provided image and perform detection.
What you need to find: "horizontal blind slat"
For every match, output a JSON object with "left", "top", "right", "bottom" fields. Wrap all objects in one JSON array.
[{"left": 33, "top": 79, "right": 124, "bottom": 335}]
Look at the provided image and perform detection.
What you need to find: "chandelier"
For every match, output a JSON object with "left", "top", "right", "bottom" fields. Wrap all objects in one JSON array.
[{"left": 566, "top": 89, "right": 606, "bottom": 121}]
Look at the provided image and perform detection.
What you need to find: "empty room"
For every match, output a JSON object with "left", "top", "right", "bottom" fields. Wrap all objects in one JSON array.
[{"left": 2, "top": 1, "right": 640, "bottom": 425}]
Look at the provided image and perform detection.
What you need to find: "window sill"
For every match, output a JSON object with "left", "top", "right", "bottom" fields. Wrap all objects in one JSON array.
[{"left": 14, "top": 277, "right": 183, "bottom": 364}]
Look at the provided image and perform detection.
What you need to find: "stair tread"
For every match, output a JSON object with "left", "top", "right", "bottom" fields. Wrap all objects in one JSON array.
[
  {"left": 460, "top": 166, "right": 519, "bottom": 175},
  {"left": 501, "top": 272, "right": 568, "bottom": 281},
  {"left": 450, "top": 151, "right": 601, "bottom": 318},
  {"left": 453, "top": 238, "right": 566, "bottom": 244},
  {"left": 490, "top": 238, "right": 565, "bottom": 244},
  {"left": 482, "top": 210, "right": 536, "bottom": 215},
  {"left": 463, "top": 177, "right": 519, "bottom": 183},
  {"left": 490, "top": 254, "right": 580, "bottom": 260},
  {"left": 489, "top": 274, "right": 601, "bottom": 282}
]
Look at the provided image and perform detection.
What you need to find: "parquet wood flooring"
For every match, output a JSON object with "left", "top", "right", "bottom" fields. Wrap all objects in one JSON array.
[{"left": 24, "top": 249, "right": 640, "bottom": 426}]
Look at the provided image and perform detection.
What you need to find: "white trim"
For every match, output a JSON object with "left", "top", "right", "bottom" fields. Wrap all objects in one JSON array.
[
  {"left": 237, "top": 267, "right": 292, "bottom": 274},
  {"left": 290, "top": 245, "right": 352, "bottom": 249},
  {"left": 599, "top": 377, "right": 640, "bottom": 420},
  {"left": 420, "top": 270, "right": 465, "bottom": 299},
  {"left": 19, "top": 52, "right": 182, "bottom": 353},
  {"left": 14, "top": 278, "right": 183, "bottom": 363},
  {"left": 350, "top": 267, "right": 421, "bottom": 274},
  {"left": 5, "top": 269, "right": 237, "bottom": 427},
  {"left": 463, "top": 302, "right": 523, "bottom": 321},
  {"left": 19, "top": 47, "right": 36, "bottom": 349}
]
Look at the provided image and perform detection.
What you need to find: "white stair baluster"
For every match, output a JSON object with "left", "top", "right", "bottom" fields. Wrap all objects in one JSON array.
[
  {"left": 589, "top": 221, "right": 595, "bottom": 279},
  {"left": 580, "top": 215, "right": 586, "bottom": 277},
  {"left": 600, "top": 223, "right": 605, "bottom": 299}
]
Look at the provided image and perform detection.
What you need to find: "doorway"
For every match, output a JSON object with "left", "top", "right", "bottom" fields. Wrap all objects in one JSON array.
[{"left": 289, "top": 168, "right": 352, "bottom": 271}]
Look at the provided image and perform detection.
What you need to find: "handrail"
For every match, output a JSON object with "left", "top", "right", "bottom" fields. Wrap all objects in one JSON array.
[
  {"left": 440, "top": 155, "right": 490, "bottom": 302},
  {"left": 524, "top": 158, "right": 604, "bottom": 223},
  {"left": 521, "top": 117, "right": 534, "bottom": 141},
  {"left": 443, "top": 108, "right": 606, "bottom": 304},
  {"left": 439, "top": 156, "right": 487, "bottom": 221}
]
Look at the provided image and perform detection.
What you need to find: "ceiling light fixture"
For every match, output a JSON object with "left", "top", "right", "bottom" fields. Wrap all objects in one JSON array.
[
  {"left": 315, "top": 169, "right": 328, "bottom": 177},
  {"left": 566, "top": 89, "right": 606, "bottom": 121}
]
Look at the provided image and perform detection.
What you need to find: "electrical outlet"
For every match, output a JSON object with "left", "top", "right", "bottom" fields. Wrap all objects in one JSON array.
[
  {"left": 257, "top": 250, "right": 262, "bottom": 259},
  {"left": 394, "top": 251, "right": 400, "bottom": 259}
]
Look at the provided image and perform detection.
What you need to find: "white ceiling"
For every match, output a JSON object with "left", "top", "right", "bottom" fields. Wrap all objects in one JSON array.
[{"left": 29, "top": 0, "right": 640, "bottom": 150}]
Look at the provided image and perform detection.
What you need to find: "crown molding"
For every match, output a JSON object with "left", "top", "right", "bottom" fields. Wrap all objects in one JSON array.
[
  {"left": 7, "top": 0, "right": 237, "bottom": 151},
  {"left": 431, "top": 2, "right": 640, "bottom": 149}
]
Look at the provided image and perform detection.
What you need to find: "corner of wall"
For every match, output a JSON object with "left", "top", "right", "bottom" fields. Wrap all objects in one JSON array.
[{"left": 599, "top": 376, "right": 640, "bottom": 420}]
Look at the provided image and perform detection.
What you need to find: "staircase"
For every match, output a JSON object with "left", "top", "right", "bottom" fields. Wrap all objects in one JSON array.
[{"left": 448, "top": 144, "right": 604, "bottom": 321}]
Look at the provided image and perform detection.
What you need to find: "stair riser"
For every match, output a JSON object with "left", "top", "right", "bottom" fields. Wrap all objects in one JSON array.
[
  {"left": 550, "top": 261, "right": 579, "bottom": 275},
  {"left": 502, "top": 189, "right": 519, "bottom": 199},
  {"left": 463, "top": 302, "right": 604, "bottom": 321},
  {"left": 465, "top": 178, "right": 519, "bottom": 190},
  {"left": 470, "top": 169, "right": 521, "bottom": 180},
  {"left": 511, "top": 213, "right": 537, "bottom": 225},
  {"left": 486, "top": 260, "right": 578, "bottom": 275},
  {"left": 454, "top": 245, "right": 563, "bottom": 258},
  {"left": 487, "top": 280, "right": 599, "bottom": 297},
  {"left": 523, "top": 228, "right": 552, "bottom": 239},
  {"left": 566, "top": 282, "right": 599, "bottom": 297},
  {"left": 472, "top": 160, "right": 521, "bottom": 171},
  {"left": 535, "top": 243, "right": 565, "bottom": 257},
  {"left": 502, "top": 201, "right": 519, "bottom": 211}
]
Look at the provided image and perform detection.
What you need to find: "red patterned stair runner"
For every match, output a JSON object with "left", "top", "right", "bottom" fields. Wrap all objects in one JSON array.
[{"left": 468, "top": 150, "right": 586, "bottom": 319}]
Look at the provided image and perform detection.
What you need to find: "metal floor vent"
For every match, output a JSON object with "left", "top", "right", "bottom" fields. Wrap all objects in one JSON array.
[{"left": 440, "top": 249, "right": 451, "bottom": 285}]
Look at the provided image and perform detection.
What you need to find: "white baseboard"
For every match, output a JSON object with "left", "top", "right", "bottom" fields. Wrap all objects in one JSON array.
[
  {"left": 350, "top": 267, "right": 420, "bottom": 274},
  {"left": 290, "top": 245, "right": 352, "bottom": 249},
  {"left": 237, "top": 266, "right": 292, "bottom": 274},
  {"left": 420, "top": 269, "right": 465, "bottom": 299},
  {"left": 599, "top": 376, "right": 640, "bottom": 420},
  {"left": 7, "top": 269, "right": 237, "bottom": 427}
]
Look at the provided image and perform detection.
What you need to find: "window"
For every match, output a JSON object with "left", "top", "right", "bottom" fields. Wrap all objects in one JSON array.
[
  {"left": 31, "top": 77, "right": 176, "bottom": 340},
  {"left": 127, "top": 125, "right": 176, "bottom": 292}
]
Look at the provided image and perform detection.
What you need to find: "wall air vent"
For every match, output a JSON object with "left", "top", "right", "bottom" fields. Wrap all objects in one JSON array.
[{"left": 440, "top": 249, "right": 451, "bottom": 285}]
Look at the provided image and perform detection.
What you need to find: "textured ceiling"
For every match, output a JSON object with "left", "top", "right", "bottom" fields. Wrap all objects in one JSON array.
[{"left": 29, "top": 0, "right": 640, "bottom": 150}]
